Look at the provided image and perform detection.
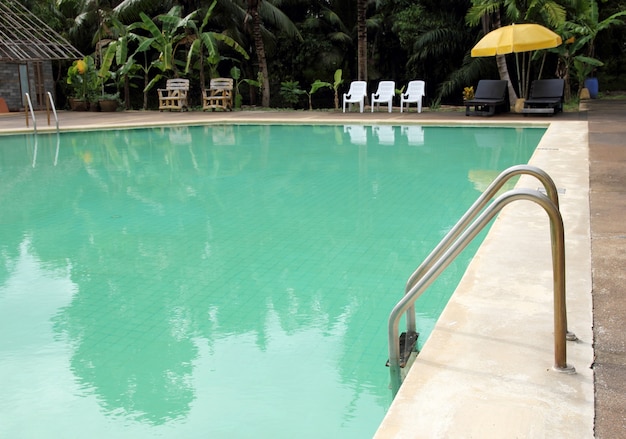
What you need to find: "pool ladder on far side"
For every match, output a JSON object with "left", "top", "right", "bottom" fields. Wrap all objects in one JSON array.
[
  {"left": 386, "top": 164, "right": 578, "bottom": 395},
  {"left": 25, "top": 92, "right": 61, "bottom": 167},
  {"left": 24, "top": 92, "right": 60, "bottom": 134}
]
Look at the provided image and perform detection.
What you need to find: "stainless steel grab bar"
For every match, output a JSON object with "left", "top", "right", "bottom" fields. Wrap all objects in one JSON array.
[
  {"left": 387, "top": 186, "right": 575, "bottom": 394},
  {"left": 46, "top": 92, "right": 59, "bottom": 132},
  {"left": 24, "top": 93, "right": 37, "bottom": 133},
  {"left": 24, "top": 92, "right": 59, "bottom": 133},
  {"left": 402, "top": 165, "right": 560, "bottom": 337}
]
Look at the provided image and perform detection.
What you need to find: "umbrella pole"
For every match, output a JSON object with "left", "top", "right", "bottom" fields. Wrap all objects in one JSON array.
[
  {"left": 516, "top": 52, "right": 523, "bottom": 99},
  {"left": 522, "top": 52, "right": 526, "bottom": 98},
  {"left": 538, "top": 52, "right": 546, "bottom": 80},
  {"left": 526, "top": 52, "right": 533, "bottom": 97}
]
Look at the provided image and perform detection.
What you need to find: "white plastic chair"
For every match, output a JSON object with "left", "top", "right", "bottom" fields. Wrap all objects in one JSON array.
[
  {"left": 371, "top": 81, "right": 395, "bottom": 113},
  {"left": 400, "top": 80, "right": 425, "bottom": 113},
  {"left": 342, "top": 81, "right": 367, "bottom": 113}
]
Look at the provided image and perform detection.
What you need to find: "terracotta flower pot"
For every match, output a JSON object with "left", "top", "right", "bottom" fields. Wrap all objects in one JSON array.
[
  {"left": 69, "top": 98, "right": 88, "bottom": 111},
  {"left": 99, "top": 99, "right": 119, "bottom": 112}
]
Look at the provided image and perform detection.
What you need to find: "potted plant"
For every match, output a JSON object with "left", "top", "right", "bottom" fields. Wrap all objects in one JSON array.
[
  {"left": 557, "top": 1, "right": 626, "bottom": 100},
  {"left": 573, "top": 56, "right": 603, "bottom": 99},
  {"left": 98, "top": 92, "right": 120, "bottom": 112},
  {"left": 66, "top": 58, "right": 89, "bottom": 110},
  {"left": 97, "top": 44, "right": 123, "bottom": 111},
  {"left": 66, "top": 56, "right": 99, "bottom": 110}
]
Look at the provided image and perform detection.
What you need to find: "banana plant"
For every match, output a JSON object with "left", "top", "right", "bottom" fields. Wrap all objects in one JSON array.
[
  {"left": 129, "top": 6, "right": 194, "bottom": 84},
  {"left": 230, "top": 66, "right": 261, "bottom": 109},
  {"left": 99, "top": 16, "right": 138, "bottom": 108},
  {"left": 552, "top": 0, "right": 626, "bottom": 100},
  {"left": 184, "top": 0, "right": 249, "bottom": 89},
  {"left": 332, "top": 69, "right": 343, "bottom": 110},
  {"left": 307, "top": 80, "right": 332, "bottom": 110}
]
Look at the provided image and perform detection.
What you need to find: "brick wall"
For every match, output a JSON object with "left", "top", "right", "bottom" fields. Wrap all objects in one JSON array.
[
  {"left": 0, "top": 62, "right": 21, "bottom": 111},
  {"left": 0, "top": 61, "right": 55, "bottom": 112}
]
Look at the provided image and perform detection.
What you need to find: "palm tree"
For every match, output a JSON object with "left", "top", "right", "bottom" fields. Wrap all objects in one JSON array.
[
  {"left": 467, "top": 7, "right": 518, "bottom": 104},
  {"left": 391, "top": 1, "right": 478, "bottom": 104},
  {"left": 244, "top": 0, "right": 270, "bottom": 106},
  {"left": 112, "top": 0, "right": 172, "bottom": 23},
  {"left": 56, "top": 0, "right": 166, "bottom": 52},
  {"left": 239, "top": 0, "right": 302, "bottom": 107},
  {"left": 289, "top": 2, "right": 354, "bottom": 86},
  {"left": 356, "top": 0, "right": 367, "bottom": 81}
]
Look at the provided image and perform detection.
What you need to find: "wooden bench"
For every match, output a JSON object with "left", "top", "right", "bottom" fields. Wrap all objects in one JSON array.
[
  {"left": 158, "top": 79, "right": 189, "bottom": 111},
  {"left": 202, "top": 78, "right": 233, "bottom": 111}
]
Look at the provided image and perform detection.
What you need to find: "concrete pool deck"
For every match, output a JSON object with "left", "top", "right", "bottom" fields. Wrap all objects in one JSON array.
[{"left": 0, "top": 102, "right": 623, "bottom": 437}]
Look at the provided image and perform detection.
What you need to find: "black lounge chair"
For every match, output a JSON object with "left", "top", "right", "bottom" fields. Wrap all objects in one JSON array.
[
  {"left": 465, "top": 80, "right": 510, "bottom": 117},
  {"left": 522, "top": 79, "right": 565, "bottom": 115}
]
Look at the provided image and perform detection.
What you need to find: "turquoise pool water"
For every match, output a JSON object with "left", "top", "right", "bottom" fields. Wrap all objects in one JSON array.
[{"left": 0, "top": 124, "right": 544, "bottom": 438}]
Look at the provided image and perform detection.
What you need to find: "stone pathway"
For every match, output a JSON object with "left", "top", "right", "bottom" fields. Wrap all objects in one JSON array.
[{"left": 588, "top": 99, "right": 626, "bottom": 438}]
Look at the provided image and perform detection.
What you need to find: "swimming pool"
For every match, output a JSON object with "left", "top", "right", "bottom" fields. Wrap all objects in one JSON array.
[{"left": 0, "top": 124, "right": 545, "bottom": 438}]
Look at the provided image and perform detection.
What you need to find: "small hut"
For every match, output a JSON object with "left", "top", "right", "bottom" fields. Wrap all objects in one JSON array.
[{"left": 0, "top": 0, "right": 83, "bottom": 111}]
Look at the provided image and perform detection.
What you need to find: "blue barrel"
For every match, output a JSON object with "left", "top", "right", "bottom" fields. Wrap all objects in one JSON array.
[{"left": 584, "top": 78, "right": 599, "bottom": 99}]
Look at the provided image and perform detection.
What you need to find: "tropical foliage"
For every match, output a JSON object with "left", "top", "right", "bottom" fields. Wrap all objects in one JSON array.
[{"left": 37, "top": 0, "right": 626, "bottom": 109}]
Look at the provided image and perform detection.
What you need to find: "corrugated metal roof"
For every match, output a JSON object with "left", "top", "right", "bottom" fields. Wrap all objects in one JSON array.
[{"left": 0, "top": 0, "right": 83, "bottom": 61}]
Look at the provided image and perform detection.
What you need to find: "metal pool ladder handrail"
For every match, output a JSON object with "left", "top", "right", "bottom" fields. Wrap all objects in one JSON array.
[
  {"left": 46, "top": 92, "right": 59, "bottom": 132},
  {"left": 24, "top": 93, "right": 37, "bottom": 134},
  {"left": 402, "top": 165, "right": 559, "bottom": 338},
  {"left": 387, "top": 165, "right": 576, "bottom": 393},
  {"left": 24, "top": 92, "right": 60, "bottom": 134}
]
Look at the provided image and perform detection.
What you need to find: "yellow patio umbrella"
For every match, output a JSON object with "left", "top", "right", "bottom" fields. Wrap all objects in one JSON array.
[
  {"left": 471, "top": 23, "right": 562, "bottom": 99},
  {"left": 471, "top": 23, "right": 562, "bottom": 57}
]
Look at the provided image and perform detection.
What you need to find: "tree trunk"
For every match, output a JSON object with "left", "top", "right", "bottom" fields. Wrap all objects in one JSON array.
[
  {"left": 124, "top": 76, "right": 130, "bottom": 109},
  {"left": 199, "top": 50, "right": 205, "bottom": 91},
  {"left": 492, "top": 11, "right": 517, "bottom": 108},
  {"left": 144, "top": 72, "right": 148, "bottom": 110},
  {"left": 556, "top": 57, "right": 571, "bottom": 102},
  {"left": 249, "top": 2, "right": 270, "bottom": 107},
  {"left": 143, "top": 53, "right": 149, "bottom": 110},
  {"left": 356, "top": 0, "right": 367, "bottom": 82},
  {"left": 496, "top": 54, "right": 517, "bottom": 107}
]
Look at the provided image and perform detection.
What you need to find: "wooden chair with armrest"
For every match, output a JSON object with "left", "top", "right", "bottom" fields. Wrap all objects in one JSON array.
[
  {"left": 158, "top": 79, "right": 190, "bottom": 111},
  {"left": 203, "top": 78, "right": 234, "bottom": 111}
]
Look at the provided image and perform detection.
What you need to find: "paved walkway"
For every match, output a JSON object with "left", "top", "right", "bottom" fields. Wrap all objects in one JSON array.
[
  {"left": 0, "top": 105, "right": 587, "bottom": 134},
  {"left": 587, "top": 99, "right": 626, "bottom": 438}
]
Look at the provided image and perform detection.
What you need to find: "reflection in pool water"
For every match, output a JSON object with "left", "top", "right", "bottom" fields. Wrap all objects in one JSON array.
[{"left": 0, "top": 124, "right": 544, "bottom": 438}]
